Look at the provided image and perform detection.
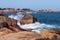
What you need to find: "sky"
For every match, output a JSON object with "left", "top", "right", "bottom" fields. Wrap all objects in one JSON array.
[{"left": 0, "top": 0, "right": 60, "bottom": 10}]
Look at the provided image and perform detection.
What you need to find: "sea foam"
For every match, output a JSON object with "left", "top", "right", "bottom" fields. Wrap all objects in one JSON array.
[
  {"left": 8, "top": 12, "right": 24, "bottom": 21},
  {"left": 17, "top": 21, "right": 57, "bottom": 33}
]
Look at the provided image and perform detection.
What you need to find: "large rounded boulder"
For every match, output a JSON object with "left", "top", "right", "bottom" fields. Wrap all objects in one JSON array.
[{"left": 20, "top": 14, "right": 37, "bottom": 25}]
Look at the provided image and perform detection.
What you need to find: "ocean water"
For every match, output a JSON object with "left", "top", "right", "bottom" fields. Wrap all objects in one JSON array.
[
  {"left": 3, "top": 12, "right": 60, "bottom": 33},
  {"left": 32, "top": 12, "right": 60, "bottom": 25}
]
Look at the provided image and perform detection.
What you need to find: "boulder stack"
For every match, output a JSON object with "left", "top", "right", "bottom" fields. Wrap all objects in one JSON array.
[{"left": 0, "top": 16, "right": 21, "bottom": 32}]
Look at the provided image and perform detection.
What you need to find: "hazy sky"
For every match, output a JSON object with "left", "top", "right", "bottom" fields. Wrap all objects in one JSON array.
[{"left": 0, "top": 0, "right": 60, "bottom": 10}]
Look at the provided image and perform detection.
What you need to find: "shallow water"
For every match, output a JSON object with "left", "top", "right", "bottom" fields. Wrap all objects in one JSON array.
[{"left": 3, "top": 12, "right": 60, "bottom": 32}]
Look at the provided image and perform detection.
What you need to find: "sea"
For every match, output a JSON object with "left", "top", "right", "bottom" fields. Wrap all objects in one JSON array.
[{"left": 3, "top": 12, "right": 60, "bottom": 33}]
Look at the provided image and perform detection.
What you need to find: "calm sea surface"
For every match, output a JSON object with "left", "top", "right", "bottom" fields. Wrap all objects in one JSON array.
[{"left": 31, "top": 12, "right": 60, "bottom": 25}]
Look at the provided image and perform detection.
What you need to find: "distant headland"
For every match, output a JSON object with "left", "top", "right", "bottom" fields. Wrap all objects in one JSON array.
[{"left": 0, "top": 8, "right": 60, "bottom": 13}]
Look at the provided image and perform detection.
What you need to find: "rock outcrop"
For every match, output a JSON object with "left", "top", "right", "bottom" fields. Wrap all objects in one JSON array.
[
  {"left": 20, "top": 14, "right": 37, "bottom": 25},
  {"left": 0, "top": 16, "right": 20, "bottom": 32},
  {"left": 40, "top": 30, "right": 60, "bottom": 40},
  {"left": 0, "top": 10, "right": 3, "bottom": 16}
]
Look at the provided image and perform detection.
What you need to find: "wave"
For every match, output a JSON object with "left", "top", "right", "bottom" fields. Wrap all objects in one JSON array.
[{"left": 8, "top": 12, "right": 24, "bottom": 21}]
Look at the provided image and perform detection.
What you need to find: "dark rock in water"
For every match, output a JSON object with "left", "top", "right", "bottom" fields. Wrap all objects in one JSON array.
[
  {"left": 0, "top": 16, "right": 21, "bottom": 32},
  {"left": 33, "top": 17, "right": 37, "bottom": 23},
  {"left": 20, "top": 14, "right": 37, "bottom": 25}
]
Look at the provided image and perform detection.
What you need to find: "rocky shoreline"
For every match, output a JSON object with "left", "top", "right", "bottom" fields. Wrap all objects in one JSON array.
[{"left": 0, "top": 10, "right": 60, "bottom": 40}]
